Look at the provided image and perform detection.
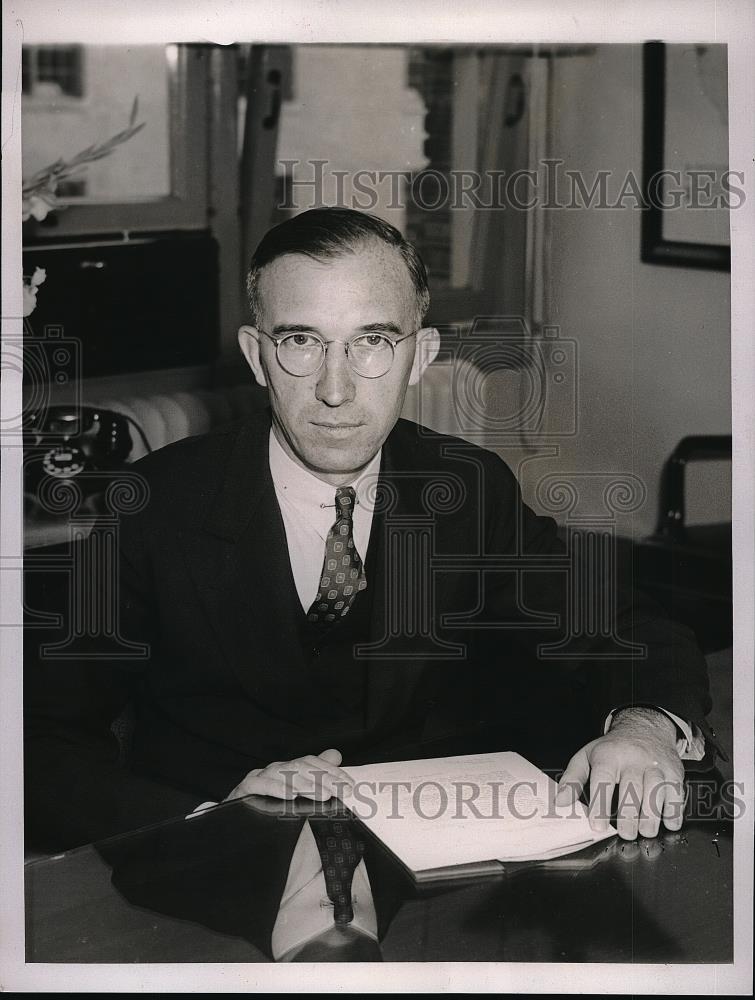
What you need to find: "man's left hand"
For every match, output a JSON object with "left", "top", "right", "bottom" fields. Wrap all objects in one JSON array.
[{"left": 554, "top": 706, "right": 686, "bottom": 840}]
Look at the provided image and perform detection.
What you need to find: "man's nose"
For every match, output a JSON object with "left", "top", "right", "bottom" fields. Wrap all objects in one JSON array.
[{"left": 315, "top": 342, "right": 356, "bottom": 407}]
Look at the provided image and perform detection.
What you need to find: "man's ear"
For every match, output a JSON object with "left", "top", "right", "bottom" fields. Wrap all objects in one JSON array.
[
  {"left": 237, "top": 326, "right": 268, "bottom": 388},
  {"left": 408, "top": 327, "right": 441, "bottom": 387}
]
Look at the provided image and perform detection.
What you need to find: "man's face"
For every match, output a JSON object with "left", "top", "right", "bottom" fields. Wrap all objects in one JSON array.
[{"left": 238, "top": 240, "right": 438, "bottom": 485}]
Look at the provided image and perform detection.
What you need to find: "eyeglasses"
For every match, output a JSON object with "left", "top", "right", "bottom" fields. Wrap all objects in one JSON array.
[{"left": 257, "top": 328, "right": 417, "bottom": 378}]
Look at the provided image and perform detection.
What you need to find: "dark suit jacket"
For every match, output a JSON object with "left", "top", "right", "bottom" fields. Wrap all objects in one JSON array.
[{"left": 25, "top": 412, "right": 711, "bottom": 850}]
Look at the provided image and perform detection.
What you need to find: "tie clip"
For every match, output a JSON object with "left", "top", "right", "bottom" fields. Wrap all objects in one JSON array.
[{"left": 319, "top": 497, "right": 361, "bottom": 509}]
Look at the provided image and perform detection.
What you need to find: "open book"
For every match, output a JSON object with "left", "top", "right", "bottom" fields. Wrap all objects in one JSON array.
[{"left": 341, "top": 751, "right": 616, "bottom": 883}]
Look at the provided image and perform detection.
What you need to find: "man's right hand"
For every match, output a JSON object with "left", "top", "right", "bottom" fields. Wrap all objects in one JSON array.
[{"left": 223, "top": 748, "right": 353, "bottom": 802}]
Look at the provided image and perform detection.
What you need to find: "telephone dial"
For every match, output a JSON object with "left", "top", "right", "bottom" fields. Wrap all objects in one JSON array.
[{"left": 24, "top": 406, "right": 134, "bottom": 499}]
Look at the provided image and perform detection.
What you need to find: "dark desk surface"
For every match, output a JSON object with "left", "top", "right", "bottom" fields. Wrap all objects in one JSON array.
[{"left": 25, "top": 794, "right": 733, "bottom": 964}]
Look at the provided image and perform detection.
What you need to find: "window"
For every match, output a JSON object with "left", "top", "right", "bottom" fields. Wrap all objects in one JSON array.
[
  {"left": 22, "top": 46, "right": 84, "bottom": 99},
  {"left": 55, "top": 179, "right": 87, "bottom": 198},
  {"left": 22, "top": 45, "right": 208, "bottom": 237},
  {"left": 269, "top": 45, "right": 529, "bottom": 322}
]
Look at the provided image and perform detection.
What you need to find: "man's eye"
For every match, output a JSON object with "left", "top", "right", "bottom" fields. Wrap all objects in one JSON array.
[
  {"left": 362, "top": 334, "right": 390, "bottom": 348},
  {"left": 289, "top": 333, "right": 320, "bottom": 347}
]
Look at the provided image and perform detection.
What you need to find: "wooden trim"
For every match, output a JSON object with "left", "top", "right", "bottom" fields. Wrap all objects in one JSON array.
[
  {"left": 641, "top": 41, "right": 730, "bottom": 272},
  {"left": 239, "top": 46, "right": 291, "bottom": 270},
  {"left": 207, "top": 46, "right": 245, "bottom": 361}
]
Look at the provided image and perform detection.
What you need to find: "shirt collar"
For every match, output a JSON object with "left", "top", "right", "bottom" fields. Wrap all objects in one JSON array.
[{"left": 268, "top": 428, "right": 381, "bottom": 512}]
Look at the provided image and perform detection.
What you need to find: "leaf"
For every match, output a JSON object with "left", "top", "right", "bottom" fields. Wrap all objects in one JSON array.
[{"left": 21, "top": 98, "right": 145, "bottom": 200}]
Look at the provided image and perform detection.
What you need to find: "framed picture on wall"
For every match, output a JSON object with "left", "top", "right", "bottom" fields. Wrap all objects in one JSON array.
[{"left": 641, "top": 41, "right": 731, "bottom": 270}]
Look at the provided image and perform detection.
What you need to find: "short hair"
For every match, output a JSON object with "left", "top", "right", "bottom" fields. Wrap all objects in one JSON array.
[{"left": 246, "top": 207, "right": 431, "bottom": 327}]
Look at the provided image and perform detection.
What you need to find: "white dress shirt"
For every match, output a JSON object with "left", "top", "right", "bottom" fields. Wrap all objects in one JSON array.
[
  {"left": 270, "top": 820, "right": 378, "bottom": 960},
  {"left": 268, "top": 428, "right": 380, "bottom": 612}
]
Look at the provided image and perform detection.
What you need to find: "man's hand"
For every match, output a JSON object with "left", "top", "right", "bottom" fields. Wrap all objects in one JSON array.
[
  {"left": 224, "top": 748, "right": 353, "bottom": 803},
  {"left": 554, "top": 707, "right": 686, "bottom": 840}
]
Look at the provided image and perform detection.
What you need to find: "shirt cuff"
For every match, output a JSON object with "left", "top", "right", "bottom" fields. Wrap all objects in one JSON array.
[{"left": 603, "top": 707, "right": 706, "bottom": 761}]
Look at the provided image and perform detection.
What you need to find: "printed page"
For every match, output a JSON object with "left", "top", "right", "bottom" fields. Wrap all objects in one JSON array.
[{"left": 342, "top": 752, "right": 615, "bottom": 871}]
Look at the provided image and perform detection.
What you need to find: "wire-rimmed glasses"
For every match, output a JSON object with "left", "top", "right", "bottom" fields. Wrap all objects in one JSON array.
[{"left": 257, "top": 328, "right": 417, "bottom": 378}]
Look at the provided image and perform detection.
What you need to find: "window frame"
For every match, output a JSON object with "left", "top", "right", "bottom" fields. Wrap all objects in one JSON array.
[
  {"left": 407, "top": 47, "right": 524, "bottom": 325},
  {"left": 22, "top": 45, "right": 209, "bottom": 241}
]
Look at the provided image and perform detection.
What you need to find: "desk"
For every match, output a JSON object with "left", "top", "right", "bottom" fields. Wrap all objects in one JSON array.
[{"left": 25, "top": 796, "right": 733, "bottom": 963}]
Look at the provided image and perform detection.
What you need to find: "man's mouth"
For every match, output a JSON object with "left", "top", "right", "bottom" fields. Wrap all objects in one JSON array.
[{"left": 311, "top": 421, "right": 364, "bottom": 430}]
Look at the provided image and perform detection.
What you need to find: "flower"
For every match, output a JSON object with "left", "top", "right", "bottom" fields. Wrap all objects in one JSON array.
[
  {"left": 23, "top": 267, "right": 47, "bottom": 317},
  {"left": 21, "top": 100, "right": 144, "bottom": 318},
  {"left": 23, "top": 188, "right": 59, "bottom": 223}
]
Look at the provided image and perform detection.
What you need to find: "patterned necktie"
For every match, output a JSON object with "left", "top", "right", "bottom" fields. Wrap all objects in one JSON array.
[
  {"left": 305, "top": 489, "right": 368, "bottom": 925},
  {"left": 308, "top": 814, "right": 366, "bottom": 924},
  {"left": 307, "top": 486, "right": 367, "bottom": 625}
]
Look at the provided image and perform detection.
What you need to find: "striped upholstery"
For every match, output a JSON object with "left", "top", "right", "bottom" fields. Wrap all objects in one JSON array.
[
  {"left": 85, "top": 358, "right": 484, "bottom": 460},
  {"left": 86, "top": 384, "right": 268, "bottom": 460}
]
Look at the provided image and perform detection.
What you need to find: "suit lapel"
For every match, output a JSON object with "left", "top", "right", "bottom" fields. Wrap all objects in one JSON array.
[
  {"left": 362, "top": 425, "right": 434, "bottom": 732},
  {"left": 180, "top": 415, "right": 315, "bottom": 712}
]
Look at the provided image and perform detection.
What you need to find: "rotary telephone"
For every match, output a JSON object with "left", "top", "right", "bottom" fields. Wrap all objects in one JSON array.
[{"left": 24, "top": 406, "right": 134, "bottom": 501}]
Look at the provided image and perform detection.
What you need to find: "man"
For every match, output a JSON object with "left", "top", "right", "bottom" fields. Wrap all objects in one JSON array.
[{"left": 25, "top": 208, "right": 712, "bottom": 861}]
